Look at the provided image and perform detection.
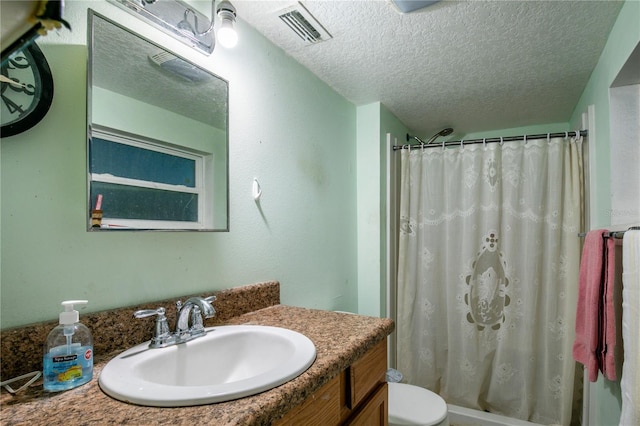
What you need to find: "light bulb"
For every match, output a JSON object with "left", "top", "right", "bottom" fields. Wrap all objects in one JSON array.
[
  {"left": 217, "top": 18, "right": 238, "bottom": 48},
  {"left": 216, "top": 1, "right": 238, "bottom": 49}
]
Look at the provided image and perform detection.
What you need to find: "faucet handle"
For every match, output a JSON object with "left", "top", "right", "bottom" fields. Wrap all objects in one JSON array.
[
  {"left": 134, "top": 307, "right": 173, "bottom": 348},
  {"left": 134, "top": 307, "right": 166, "bottom": 319}
]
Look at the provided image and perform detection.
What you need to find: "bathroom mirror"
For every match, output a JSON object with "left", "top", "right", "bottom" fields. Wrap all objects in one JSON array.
[{"left": 87, "top": 11, "right": 228, "bottom": 231}]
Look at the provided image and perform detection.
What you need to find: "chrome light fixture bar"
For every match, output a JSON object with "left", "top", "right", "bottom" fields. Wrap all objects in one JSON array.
[{"left": 108, "top": 0, "right": 237, "bottom": 55}]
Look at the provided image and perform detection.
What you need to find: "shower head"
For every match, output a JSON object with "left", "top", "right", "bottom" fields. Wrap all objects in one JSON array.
[
  {"left": 406, "top": 128, "right": 454, "bottom": 146},
  {"left": 425, "top": 127, "right": 454, "bottom": 145}
]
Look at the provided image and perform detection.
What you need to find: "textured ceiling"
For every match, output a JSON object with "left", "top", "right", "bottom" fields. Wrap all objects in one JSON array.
[{"left": 234, "top": 0, "right": 624, "bottom": 139}]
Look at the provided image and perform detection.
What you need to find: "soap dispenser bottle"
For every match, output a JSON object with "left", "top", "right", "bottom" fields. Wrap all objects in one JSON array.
[{"left": 43, "top": 300, "right": 94, "bottom": 391}]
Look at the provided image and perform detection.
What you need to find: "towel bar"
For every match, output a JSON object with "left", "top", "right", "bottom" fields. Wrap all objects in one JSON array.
[{"left": 578, "top": 226, "right": 640, "bottom": 239}]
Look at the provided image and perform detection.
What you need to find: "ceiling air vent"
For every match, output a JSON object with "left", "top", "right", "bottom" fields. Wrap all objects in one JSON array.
[{"left": 277, "top": 2, "right": 332, "bottom": 45}]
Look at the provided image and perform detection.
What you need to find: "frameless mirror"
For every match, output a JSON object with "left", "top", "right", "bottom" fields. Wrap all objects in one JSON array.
[{"left": 87, "top": 11, "right": 228, "bottom": 231}]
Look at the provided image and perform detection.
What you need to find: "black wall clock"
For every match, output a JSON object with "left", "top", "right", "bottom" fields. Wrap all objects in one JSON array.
[{"left": 1, "top": 42, "right": 54, "bottom": 138}]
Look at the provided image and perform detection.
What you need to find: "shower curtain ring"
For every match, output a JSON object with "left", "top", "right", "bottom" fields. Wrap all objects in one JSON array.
[
  {"left": 442, "top": 140, "right": 446, "bottom": 151},
  {"left": 575, "top": 130, "right": 580, "bottom": 138},
  {"left": 483, "top": 138, "right": 486, "bottom": 148},
  {"left": 565, "top": 131, "right": 569, "bottom": 139},
  {"left": 524, "top": 134, "right": 527, "bottom": 145},
  {"left": 500, "top": 137, "right": 504, "bottom": 146}
]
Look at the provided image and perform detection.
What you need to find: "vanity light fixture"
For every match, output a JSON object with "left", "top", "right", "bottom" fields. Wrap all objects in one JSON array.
[{"left": 107, "top": 0, "right": 238, "bottom": 55}]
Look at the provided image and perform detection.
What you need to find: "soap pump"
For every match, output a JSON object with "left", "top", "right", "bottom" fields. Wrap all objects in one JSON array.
[{"left": 43, "top": 300, "right": 94, "bottom": 392}]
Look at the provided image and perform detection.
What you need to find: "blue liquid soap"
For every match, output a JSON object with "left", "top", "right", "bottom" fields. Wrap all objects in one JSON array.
[
  {"left": 43, "top": 343, "right": 93, "bottom": 391},
  {"left": 43, "top": 301, "right": 94, "bottom": 392}
]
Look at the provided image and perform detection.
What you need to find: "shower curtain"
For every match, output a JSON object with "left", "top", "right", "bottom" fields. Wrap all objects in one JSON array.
[{"left": 396, "top": 135, "right": 583, "bottom": 425}]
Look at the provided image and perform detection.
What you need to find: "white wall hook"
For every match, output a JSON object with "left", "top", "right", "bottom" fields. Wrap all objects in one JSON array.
[{"left": 252, "top": 178, "right": 262, "bottom": 201}]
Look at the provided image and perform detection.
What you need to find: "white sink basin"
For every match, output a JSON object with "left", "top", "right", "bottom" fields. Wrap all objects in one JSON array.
[{"left": 99, "top": 325, "right": 316, "bottom": 407}]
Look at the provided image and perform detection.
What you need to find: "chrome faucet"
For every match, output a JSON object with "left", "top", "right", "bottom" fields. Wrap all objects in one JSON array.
[
  {"left": 134, "top": 295, "right": 216, "bottom": 348},
  {"left": 175, "top": 296, "right": 216, "bottom": 337}
]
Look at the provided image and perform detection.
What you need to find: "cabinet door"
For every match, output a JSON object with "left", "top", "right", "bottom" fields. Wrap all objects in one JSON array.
[
  {"left": 274, "top": 375, "right": 341, "bottom": 425},
  {"left": 349, "top": 340, "right": 387, "bottom": 408},
  {"left": 345, "top": 382, "right": 388, "bottom": 426}
]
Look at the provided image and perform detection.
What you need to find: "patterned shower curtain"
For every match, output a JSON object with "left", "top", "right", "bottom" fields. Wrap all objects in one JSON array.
[{"left": 396, "top": 135, "right": 583, "bottom": 425}]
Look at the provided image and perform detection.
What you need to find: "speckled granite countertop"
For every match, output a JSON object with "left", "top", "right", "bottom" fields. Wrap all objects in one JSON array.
[{"left": 1, "top": 303, "right": 394, "bottom": 425}]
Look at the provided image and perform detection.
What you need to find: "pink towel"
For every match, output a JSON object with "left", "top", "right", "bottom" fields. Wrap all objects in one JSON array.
[
  {"left": 573, "top": 229, "right": 612, "bottom": 382},
  {"left": 601, "top": 236, "right": 617, "bottom": 380}
]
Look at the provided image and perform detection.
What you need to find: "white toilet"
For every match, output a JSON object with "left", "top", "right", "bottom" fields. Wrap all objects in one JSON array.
[{"left": 388, "top": 382, "right": 449, "bottom": 426}]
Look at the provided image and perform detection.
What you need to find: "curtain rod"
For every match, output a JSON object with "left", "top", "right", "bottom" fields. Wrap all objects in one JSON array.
[
  {"left": 392, "top": 130, "right": 587, "bottom": 151},
  {"left": 578, "top": 226, "right": 640, "bottom": 239}
]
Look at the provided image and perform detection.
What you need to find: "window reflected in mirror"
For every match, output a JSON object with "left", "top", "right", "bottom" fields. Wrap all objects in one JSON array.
[{"left": 89, "top": 127, "right": 212, "bottom": 229}]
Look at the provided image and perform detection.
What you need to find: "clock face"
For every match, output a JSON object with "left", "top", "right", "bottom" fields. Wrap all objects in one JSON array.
[{"left": 0, "top": 42, "right": 54, "bottom": 138}]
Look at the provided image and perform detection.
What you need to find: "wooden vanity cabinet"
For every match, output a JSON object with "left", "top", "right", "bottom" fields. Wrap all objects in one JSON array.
[{"left": 276, "top": 339, "right": 388, "bottom": 426}]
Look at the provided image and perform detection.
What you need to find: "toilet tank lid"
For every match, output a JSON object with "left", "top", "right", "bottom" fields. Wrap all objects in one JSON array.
[{"left": 388, "top": 382, "right": 448, "bottom": 425}]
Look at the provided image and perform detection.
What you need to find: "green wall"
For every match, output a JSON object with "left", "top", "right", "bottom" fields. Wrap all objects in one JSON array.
[
  {"left": 356, "top": 103, "right": 381, "bottom": 316},
  {"left": 0, "top": 1, "right": 358, "bottom": 329},
  {"left": 568, "top": 1, "right": 640, "bottom": 425},
  {"left": 570, "top": 0, "right": 640, "bottom": 229},
  {"left": 356, "top": 102, "right": 409, "bottom": 317}
]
